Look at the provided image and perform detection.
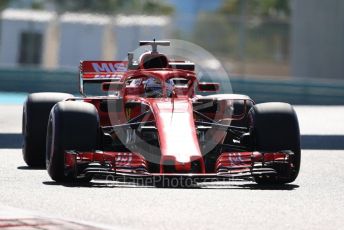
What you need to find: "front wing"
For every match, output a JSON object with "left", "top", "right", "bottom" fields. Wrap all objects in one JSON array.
[{"left": 64, "top": 150, "right": 295, "bottom": 183}]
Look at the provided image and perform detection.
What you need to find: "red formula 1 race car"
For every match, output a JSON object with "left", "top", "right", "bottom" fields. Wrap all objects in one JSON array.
[{"left": 22, "top": 40, "right": 300, "bottom": 186}]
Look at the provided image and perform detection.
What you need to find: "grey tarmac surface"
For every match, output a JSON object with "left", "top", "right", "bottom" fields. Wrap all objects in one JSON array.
[{"left": 0, "top": 105, "right": 343, "bottom": 230}]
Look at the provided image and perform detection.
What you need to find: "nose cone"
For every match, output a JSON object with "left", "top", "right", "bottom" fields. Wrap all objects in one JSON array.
[{"left": 150, "top": 99, "right": 205, "bottom": 173}]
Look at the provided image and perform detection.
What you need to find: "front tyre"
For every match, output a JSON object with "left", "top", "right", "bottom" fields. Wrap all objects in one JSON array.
[
  {"left": 46, "top": 101, "right": 99, "bottom": 182},
  {"left": 249, "top": 102, "right": 301, "bottom": 184}
]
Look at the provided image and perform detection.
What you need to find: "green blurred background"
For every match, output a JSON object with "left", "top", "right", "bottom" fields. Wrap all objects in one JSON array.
[{"left": 0, "top": 0, "right": 343, "bottom": 104}]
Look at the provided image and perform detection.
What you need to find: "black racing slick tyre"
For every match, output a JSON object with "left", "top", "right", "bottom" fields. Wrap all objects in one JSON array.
[
  {"left": 22, "top": 92, "right": 73, "bottom": 167},
  {"left": 249, "top": 102, "right": 301, "bottom": 184},
  {"left": 46, "top": 101, "right": 99, "bottom": 182}
]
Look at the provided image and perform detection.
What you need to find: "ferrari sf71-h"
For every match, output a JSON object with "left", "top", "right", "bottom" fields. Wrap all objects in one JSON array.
[{"left": 22, "top": 40, "right": 300, "bottom": 186}]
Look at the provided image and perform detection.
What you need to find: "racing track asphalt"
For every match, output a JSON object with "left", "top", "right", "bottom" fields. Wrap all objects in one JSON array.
[{"left": 0, "top": 104, "right": 343, "bottom": 230}]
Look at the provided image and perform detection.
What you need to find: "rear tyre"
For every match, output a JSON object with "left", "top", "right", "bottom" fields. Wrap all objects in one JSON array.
[
  {"left": 249, "top": 102, "right": 300, "bottom": 184},
  {"left": 22, "top": 92, "right": 73, "bottom": 167},
  {"left": 46, "top": 101, "right": 99, "bottom": 182}
]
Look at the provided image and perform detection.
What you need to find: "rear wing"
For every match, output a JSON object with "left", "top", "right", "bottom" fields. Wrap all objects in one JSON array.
[{"left": 79, "top": 61, "right": 128, "bottom": 95}]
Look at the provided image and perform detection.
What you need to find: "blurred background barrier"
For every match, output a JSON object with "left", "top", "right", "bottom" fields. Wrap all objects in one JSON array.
[
  {"left": 231, "top": 77, "right": 344, "bottom": 105},
  {"left": 0, "top": 67, "right": 77, "bottom": 93},
  {"left": 1, "top": 67, "right": 343, "bottom": 105}
]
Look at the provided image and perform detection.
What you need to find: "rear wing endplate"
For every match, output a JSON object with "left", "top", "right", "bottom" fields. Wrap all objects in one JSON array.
[{"left": 79, "top": 61, "right": 128, "bottom": 95}]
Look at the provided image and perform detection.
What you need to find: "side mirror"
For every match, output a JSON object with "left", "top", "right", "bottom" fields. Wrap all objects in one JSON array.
[
  {"left": 101, "top": 82, "right": 123, "bottom": 92},
  {"left": 197, "top": 82, "right": 219, "bottom": 92}
]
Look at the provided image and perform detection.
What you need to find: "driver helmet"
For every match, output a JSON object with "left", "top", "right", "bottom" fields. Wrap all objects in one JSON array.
[{"left": 144, "top": 77, "right": 174, "bottom": 97}]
